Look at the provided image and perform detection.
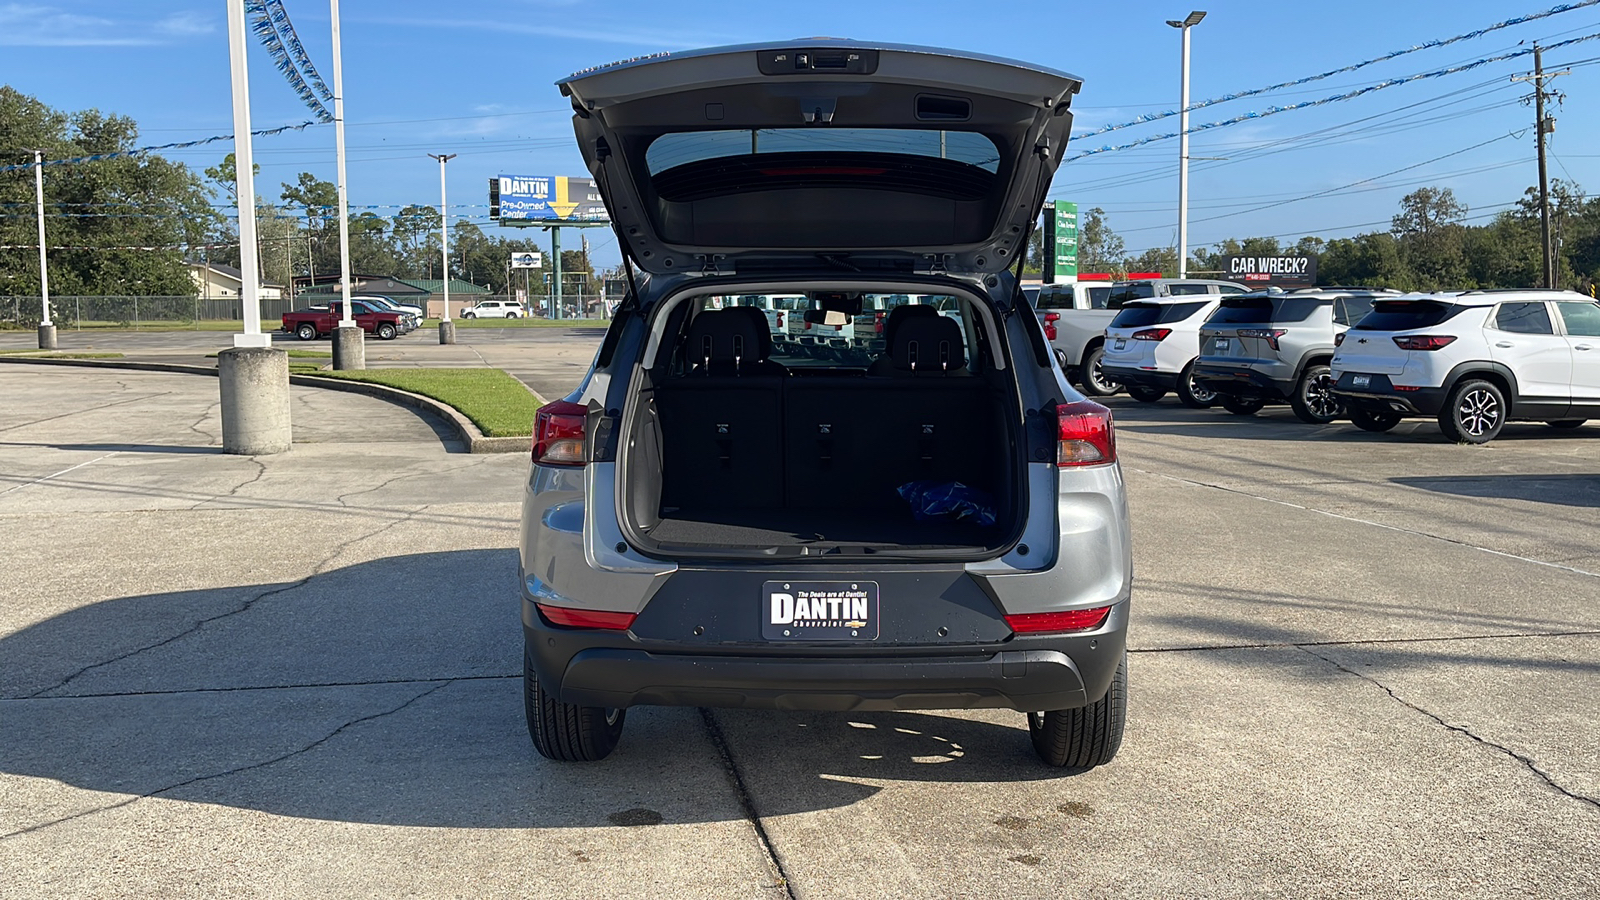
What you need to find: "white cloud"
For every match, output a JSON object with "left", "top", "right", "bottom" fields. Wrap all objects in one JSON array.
[{"left": 0, "top": 3, "right": 214, "bottom": 47}]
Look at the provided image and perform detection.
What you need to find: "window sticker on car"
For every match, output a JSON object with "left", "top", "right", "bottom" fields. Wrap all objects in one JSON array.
[{"left": 763, "top": 581, "right": 880, "bottom": 640}]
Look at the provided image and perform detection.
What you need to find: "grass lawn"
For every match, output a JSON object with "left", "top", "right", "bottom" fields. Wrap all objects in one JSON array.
[
  {"left": 312, "top": 367, "right": 541, "bottom": 437},
  {"left": 430, "top": 317, "right": 609, "bottom": 329},
  {"left": 42, "top": 320, "right": 283, "bottom": 333}
]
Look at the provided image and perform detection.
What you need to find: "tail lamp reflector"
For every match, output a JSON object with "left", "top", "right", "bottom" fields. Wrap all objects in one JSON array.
[
  {"left": 533, "top": 400, "right": 587, "bottom": 466},
  {"left": 537, "top": 603, "right": 636, "bottom": 631},
  {"left": 1238, "top": 328, "right": 1288, "bottom": 350},
  {"left": 1057, "top": 400, "right": 1116, "bottom": 467},
  {"left": 1005, "top": 606, "right": 1112, "bottom": 634},
  {"left": 1043, "top": 312, "right": 1060, "bottom": 341},
  {"left": 1132, "top": 328, "right": 1171, "bottom": 342}
]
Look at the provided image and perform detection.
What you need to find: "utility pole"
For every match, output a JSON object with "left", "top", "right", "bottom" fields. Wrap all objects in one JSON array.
[
  {"left": 1513, "top": 44, "right": 1567, "bottom": 289},
  {"left": 429, "top": 152, "right": 457, "bottom": 344}
]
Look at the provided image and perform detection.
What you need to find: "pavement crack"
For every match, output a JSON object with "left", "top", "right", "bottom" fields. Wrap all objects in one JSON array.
[
  {"left": 0, "top": 392, "right": 170, "bottom": 435},
  {"left": 1126, "top": 465, "right": 1600, "bottom": 579},
  {"left": 1300, "top": 645, "right": 1600, "bottom": 815},
  {"left": 700, "top": 708, "right": 798, "bottom": 899},
  {"left": 0, "top": 680, "right": 453, "bottom": 841},
  {"left": 187, "top": 400, "right": 219, "bottom": 444},
  {"left": 335, "top": 456, "right": 496, "bottom": 508},
  {"left": 25, "top": 507, "right": 427, "bottom": 699}
]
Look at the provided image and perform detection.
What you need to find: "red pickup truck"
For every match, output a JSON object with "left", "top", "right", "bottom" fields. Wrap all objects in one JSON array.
[{"left": 282, "top": 301, "right": 404, "bottom": 341}]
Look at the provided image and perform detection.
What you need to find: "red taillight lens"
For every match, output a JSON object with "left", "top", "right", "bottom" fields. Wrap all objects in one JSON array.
[
  {"left": 1057, "top": 400, "right": 1115, "bottom": 467},
  {"left": 532, "top": 400, "right": 587, "bottom": 466},
  {"left": 1132, "top": 328, "right": 1171, "bottom": 342},
  {"left": 1043, "top": 312, "right": 1059, "bottom": 341},
  {"left": 776, "top": 312, "right": 785, "bottom": 329},
  {"left": 1334, "top": 332, "right": 1347, "bottom": 347},
  {"left": 1004, "top": 606, "right": 1112, "bottom": 634},
  {"left": 537, "top": 603, "right": 636, "bottom": 631},
  {"left": 1394, "top": 335, "right": 1457, "bottom": 351},
  {"left": 1238, "top": 328, "right": 1288, "bottom": 351}
]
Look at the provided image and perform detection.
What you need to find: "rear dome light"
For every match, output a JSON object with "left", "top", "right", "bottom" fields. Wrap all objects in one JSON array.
[
  {"left": 537, "top": 603, "right": 636, "bottom": 631},
  {"left": 1393, "top": 335, "right": 1457, "bottom": 351},
  {"left": 1005, "top": 606, "right": 1112, "bottom": 634},
  {"left": 533, "top": 400, "right": 587, "bottom": 466},
  {"left": 1132, "top": 328, "right": 1171, "bottom": 342},
  {"left": 1057, "top": 400, "right": 1115, "bottom": 467}
]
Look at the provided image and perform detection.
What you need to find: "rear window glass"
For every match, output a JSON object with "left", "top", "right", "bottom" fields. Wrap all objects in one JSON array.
[
  {"left": 1036, "top": 286, "right": 1075, "bottom": 310},
  {"left": 1208, "top": 296, "right": 1324, "bottom": 324},
  {"left": 1106, "top": 283, "right": 1156, "bottom": 308},
  {"left": 1111, "top": 301, "right": 1209, "bottom": 328},
  {"left": 1333, "top": 296, "right": 1374, "bottom": 326},
  {"left": 1166, "top": 283, "right": 1213, "bottom": 296},
  {"left": 1085, "top": 286, "right": 1112, "bottom": 308},
  {"left": 646, "top": 129, "right": 1002, "bottom": 174},
  {"left": 1353, "top": 301, "right": 1468, "bottom": 331},
  {"left": 1493, "top": 302, "right": 1554, "bottom": 335}
]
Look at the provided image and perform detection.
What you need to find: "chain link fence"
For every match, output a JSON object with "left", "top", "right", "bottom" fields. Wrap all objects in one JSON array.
[{"left": 1, "top": 292, "right": 614, "bottom": 330}]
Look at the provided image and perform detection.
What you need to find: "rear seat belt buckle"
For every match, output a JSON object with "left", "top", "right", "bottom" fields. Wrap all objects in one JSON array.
[
  {"left": 817, "top": 423, "right": 833, "bottom": 467},
  {"left": 716, "top": 423, "right": 732, "bottom": 467},
  {"left": 919, "top": 424, "right": 934, "bottom": 463}
]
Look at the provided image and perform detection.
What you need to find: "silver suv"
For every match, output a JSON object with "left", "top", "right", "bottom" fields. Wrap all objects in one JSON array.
[
  {"left": 519, "top": 41, "right": 1131, "bottom": 769},
  {"left": 1193, "top": 287, "right": 1400, "bottom": 423}
]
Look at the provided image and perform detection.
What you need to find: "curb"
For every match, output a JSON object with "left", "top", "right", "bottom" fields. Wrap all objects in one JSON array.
[{"left": 0, "top": 355, "right": 532, "bottom": 454}]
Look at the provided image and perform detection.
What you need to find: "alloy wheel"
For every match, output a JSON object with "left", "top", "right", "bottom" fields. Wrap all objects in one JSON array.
[
  {"left": 1187, "top": 376, "right": 1217, "bottom": 404},
  {"left": 1089, "top": 358, "right": 1118, "bottom": 395},
  {"left": 1303, "top": 372, "right": 1340, "bottom": 419},
  {"left": 1459, "top": 388, "right": 1501, "bottom": 437}
]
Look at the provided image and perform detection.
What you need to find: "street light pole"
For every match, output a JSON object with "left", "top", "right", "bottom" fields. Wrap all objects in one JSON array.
[
  {"left": 429, "top": 152, "right": 457, "bottom": 344},
  {"left": 32, "top": 150, "right": 56, "bottom": 349},
  {"left": 329, "top": 0, "right": 363, "bottom": 369},
  {"left": 1168, "top": 10, "right": 1206, "bottom": 279}
]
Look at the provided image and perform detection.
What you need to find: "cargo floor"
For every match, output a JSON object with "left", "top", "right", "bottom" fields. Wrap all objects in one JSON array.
[{"left": 647, "top": 508, "right": 996, "bottom": 550}]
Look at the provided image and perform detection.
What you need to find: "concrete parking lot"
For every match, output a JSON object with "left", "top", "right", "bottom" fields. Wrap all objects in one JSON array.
[{"left": 1, "top": 357, "right": 1597, "bottom": 898}]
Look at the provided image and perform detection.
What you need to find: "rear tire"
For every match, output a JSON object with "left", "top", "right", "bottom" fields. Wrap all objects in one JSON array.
[
  {"left": 1438, "top": 378, "right": 1505, "bottom": 444},
  {"left": 1349, "top": 408, "right": 1402, "bottom": 433},
  {"left": 507, "top": 311, "right": 519, "bottom": 319},
  {"left": 1127, "top": 385, "right": 1166, "bottom": 403},
  {"left": 1176, "top": 361, "right": 1217, "bottom": 409},
  {"left": 1548, "top": 419, "right": 1588, "bottom": 429},
  {"left": 1078, "top": 346, "right": 1121, "bottom": 397},
  {"left": 1030, "top": 653, "right": 1126, "bottom": 769},
  {"left": 1290, "top": 364, "right": 1343, "bottom": 424},
  {"left": 1221, "top": 394, "right": 1266, "bottom": 416},
  {"left": 295, "top": 323, "right": 317, "bottom": 341},
  {"left": 525, "top": 643, "right": 625, "bottom": 762}
]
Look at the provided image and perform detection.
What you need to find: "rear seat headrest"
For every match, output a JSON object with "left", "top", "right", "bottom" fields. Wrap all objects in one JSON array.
[
  {"left": 729, "top": 306, "right": 774, "bottom": 360},
  {"left": 682, "top": 309, "right": 770, "bottom": 374},
  {"left": 882, "top": 304, "right": 939, "bottom": 347},
  {"left": 890, "top": 314, "right": 966, "bottom": 373}
]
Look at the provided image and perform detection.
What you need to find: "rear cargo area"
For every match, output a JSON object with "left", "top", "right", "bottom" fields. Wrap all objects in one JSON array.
[{"left": 623, "top": 374, "right": 1016, "bottom": 554}]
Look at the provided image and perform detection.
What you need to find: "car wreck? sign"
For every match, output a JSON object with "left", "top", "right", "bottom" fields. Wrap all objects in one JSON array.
[{"left": 1221, "top": 254, "right": 1317, "bottom": 288}]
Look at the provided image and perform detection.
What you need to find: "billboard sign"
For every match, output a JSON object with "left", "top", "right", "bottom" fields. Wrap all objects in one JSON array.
[
  {"left": 510, "top": 251, "right": 542, "bottom": 269},
  {"left": 490, "top": 175, "right": 609, "bottom": 222},
  {"left": 1043, "top": 201, "right": 1078, "bottom": 283},
  {"left": 1221, "top": 254, "right": 1317, "bottom": 288}
]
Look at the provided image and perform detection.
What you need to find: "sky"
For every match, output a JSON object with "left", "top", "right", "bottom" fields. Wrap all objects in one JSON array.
[{"left": 5, "top": 0, "right": 1599, "bottom": 272}]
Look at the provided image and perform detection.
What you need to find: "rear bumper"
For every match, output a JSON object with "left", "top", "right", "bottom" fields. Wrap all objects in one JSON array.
[
  {"left": 1103, "top": 365, "right": 1178, "bottom": 391},
  {"left": 1192, "top": 363, "right": 1295, "bottom": 400},
  {"left": 522, "top": 595, "right": 1129, "bottom": 714},
  {"left": 1332, "top": 373, "right": 1446, "bottom": 416}
]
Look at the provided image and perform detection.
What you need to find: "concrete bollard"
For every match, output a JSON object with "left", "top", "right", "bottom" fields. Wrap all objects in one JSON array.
[
  {"left": 218, "top": 346, "right": 292, "bottom": 455},
  {"left": 38, "top": 323, "right": 57, "bottom": 350},
  {"left": 439, "top": 319, "right": 456, "bottom": 345},
  {"left": 332, "top": 324, "right": 365, "bottom": 370}
]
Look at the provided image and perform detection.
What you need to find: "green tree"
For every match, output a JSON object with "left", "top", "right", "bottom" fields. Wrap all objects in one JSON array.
[
  {"left": 391, "top": 204, "right": 441, "bottom": 278},
  {"left": 1123, "top": 246, "right": 1177, "bottom": 277},
  {"left": 1078, "top": 207, "right": 1125, "bottom": 275},
  {"left": 0, "top": 87, "right": 217, "bottom": 300}
]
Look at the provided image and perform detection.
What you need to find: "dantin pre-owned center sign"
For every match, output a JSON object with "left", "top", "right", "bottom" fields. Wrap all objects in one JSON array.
[
  {"left": 489, "top": 175, "right": 609, "bottom": 222},
  {"left": 1221, "top": 254, "right": 1317, "bottom": 288}
]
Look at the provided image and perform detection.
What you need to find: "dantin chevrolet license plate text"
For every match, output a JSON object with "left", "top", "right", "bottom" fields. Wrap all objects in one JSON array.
[{"left": 763, "top": 581, "right": 880, "bottom": 640}]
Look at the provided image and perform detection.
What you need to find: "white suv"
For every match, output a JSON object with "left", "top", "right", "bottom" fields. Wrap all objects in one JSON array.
[
  {"left": 462, "top": 299, "right": 526, "bottom": 319},
  {"left": 1100, "top": 295, "right": 1222, "bottom": 407},
  {"left": 1331, "top": 290, "right": 1600, "bottom": 443}
]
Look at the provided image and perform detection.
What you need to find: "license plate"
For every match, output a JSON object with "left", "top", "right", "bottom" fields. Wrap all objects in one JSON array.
[
  {"left": 1352, "top": 374, "right": 1371, "bottom": 388},
  {"left": 1113, "top": 339, "right": 1126, "bottom": 351},
  {"left": 1213, "top": 338, "right": 1231, "bottom": 352},
  {"left": 763, "top": 581, "right": 880, "bottom": 641}
]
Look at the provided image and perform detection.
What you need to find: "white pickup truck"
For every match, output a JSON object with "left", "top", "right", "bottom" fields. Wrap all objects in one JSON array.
[{"left": 1033, "top": 278, "right": 1250, "bottom": 396}]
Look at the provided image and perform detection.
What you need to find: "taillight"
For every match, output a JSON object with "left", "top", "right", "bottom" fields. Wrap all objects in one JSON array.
[
  {"left": 1057, "top": 400, "right": 1115, "bottom": 467},
  {"left": 1004, "top": 606, "right": 1112, "bottom": 634},
  {"left": 776, "top": 312, "right": 785, "bottom": 329},
  {"left": 1238, "top": 328, "right": 1288, "bottom": 350},
  {"left": 875, "top": 311, "right": 885, "bottom": 334},
  {"left": 537, "top": 603, "right": 636, "bottom": 631},
  {"left": 532, "top": 400, "right": 587, "bottom": 466},
  {"left": 1132, "top": 328, "right": 1171, "bottom": 342},
  {"left": 1334, "top": 332, "right": 1346, "bottom": 347},
  {"left": 1394, "top": 335, "right": 1456, "bottom": 351},
  {"left": 1043, "top": 312, "right": 1059, "bottom": 341}
]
